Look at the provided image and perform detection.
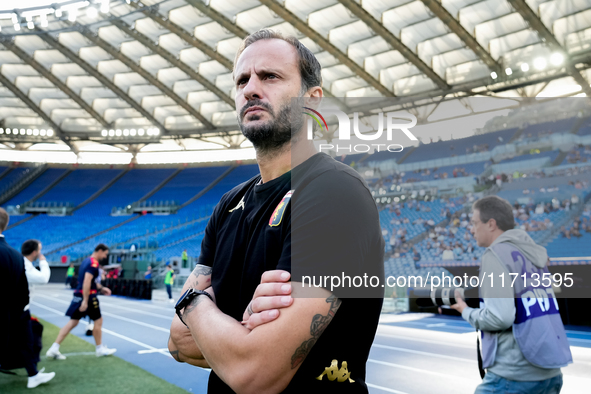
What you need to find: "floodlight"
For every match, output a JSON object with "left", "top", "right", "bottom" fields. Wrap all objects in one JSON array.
[
  {"left": 534, "top": 57, "right": 547, "bottom": 70},
  {"left": 550, "top": 53, "right": 564, "bottom": 66}
]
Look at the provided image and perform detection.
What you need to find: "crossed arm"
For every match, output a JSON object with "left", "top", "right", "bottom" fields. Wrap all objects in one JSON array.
[
  {"left": 168, "top": 264, "right": 212, "bottom": 368},
  {"left": 168, "top": 265, "right": 341, "bottom": 393},
  {"left": 183, "top": 287, "right": 339, "bottom": 393}
]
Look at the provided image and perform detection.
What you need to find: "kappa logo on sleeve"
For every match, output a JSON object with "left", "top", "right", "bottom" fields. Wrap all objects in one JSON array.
[{"left": 269, "top": 190, "right": 293, "bottom": 227}]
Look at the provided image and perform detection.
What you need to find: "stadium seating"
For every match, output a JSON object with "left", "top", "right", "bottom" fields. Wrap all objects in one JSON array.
[
  {"left": 39, "top": 169, "right": 122, "bottom": 206},
  {"left": 578, "top": 123, "right": 591, "bottom": 136},
  {"left": 402, "top": 128, "right": 518, "bottom": 164},
  {"left": 496, "top": 183, "right": 588, "bottom": 205},
  {"left": 379, "top": 198, "right": 466, "bottom": 250},
  {"left": 399, "top": 161, "right": 487, "bottom": 183},
  {"left": 52, "top": 215, "right": 209, "bottom": 261},
  {"left": 0, "top": 167, "right": 29, "bottom": 194},
  {"left": 2, "top": 165, "right": 260, "bottom": 264},
  {"left": 154, "top": 232, "right": 206, "bottom": 263},
  {"left": 192, "top": 164, "right": 260, "bottom": 209},
  {"left": 494, "top": 150, "right": 560, "bottom": 164},
  {"left": 518, "top": 118, "right": 578, "bottom": 140},
  {"left": 545, "top": 203, "right": 591, "bottom": 258},
  {"left": 558, "top": 146, "right": 591, "bottom": 165},
  {"left": 383, "top": 256, "right": 452, "bottom": 285},
  {"left": 75, "top": 168, "right": 176, "bottom": 216},
  {"left": 148, "top": 166, "right": 230, "bottom": 208},
  {"left": 5, "top": 214, "right": 129, "bottom": 256},
  {"left": 3, "top": 168, "right": 67, "bottom": 206}
]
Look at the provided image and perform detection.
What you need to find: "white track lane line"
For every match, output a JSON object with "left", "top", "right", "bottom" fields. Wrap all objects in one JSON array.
[
  {"left": 83, "top": 300, "right": 173, "bottom": 320},
  {"left": 138, "top": 348, "right": 170, "bottom": 354},
  {"left": 366, "top": 383, "right": 409, "bottom": 394},
  {"left": 41, "top": 293, "right": 174, "bottom": 321},
  {"left": 367, "top": 359, "right": 480, "bottom": 382},
  {"left": 375, "top": 332, "right": 475, "bottom": 349},
  {"left": 31, "top": 301, "right": 172, "bottom": 358},
  {"left": 372, "top": 344, "right": 474, "bottom": 363},
  {"left": 378, "top": 328, "right": 591, "bottom": 349},
  {"left": 386, "top": 320, "right": 471, "bottom": 331},
  {"left": 44, "top": 291, "right": 175, "bottom": 313},
  {"left": 93, "top": 296, "right": 176, "bottom": 313},
  {"left": 42, "top": 293, "right": 175, "bottom": 319},
  {"left": 35, "top": 295, "right": 170, "bottom": 333}
]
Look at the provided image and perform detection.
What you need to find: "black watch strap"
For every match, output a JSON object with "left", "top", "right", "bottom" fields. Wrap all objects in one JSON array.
[{"left": 175, "top": 289, "right": 214, "bottom": 327}]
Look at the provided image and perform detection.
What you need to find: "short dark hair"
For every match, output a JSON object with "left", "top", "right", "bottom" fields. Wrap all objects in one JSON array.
[
  {"left": 233, "top": 29, "right": 322, "bottom": 93},
  {"left": 473, "top": 196, "right": 515, "bottom": 231},
  {"left": 0, "top": 208, "right": 9, "bottom": 232},
  {"left": 21, "top": 239, "right": 40, "bottom": 256},
  {"left": 95, "top": 243, "right": 109, "bottom": 252}
]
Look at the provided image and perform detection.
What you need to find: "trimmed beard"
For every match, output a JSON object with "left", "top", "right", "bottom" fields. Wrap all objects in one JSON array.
[{"left": 238, "top": 98, "right": 304, "bottom": 156}]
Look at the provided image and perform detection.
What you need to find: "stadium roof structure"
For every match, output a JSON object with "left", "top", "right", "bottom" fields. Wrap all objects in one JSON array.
[{"left": 1, "top": 0, "right": 591, "bottom": 164}]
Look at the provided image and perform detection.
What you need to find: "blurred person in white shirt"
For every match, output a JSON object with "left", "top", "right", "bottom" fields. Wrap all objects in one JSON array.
[{"left": 21, "top": 240, "right": 51, "bottom": 295}]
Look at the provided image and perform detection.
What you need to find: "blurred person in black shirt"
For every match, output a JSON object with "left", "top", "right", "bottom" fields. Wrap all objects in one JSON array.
[{"left": 0, "top": 208, "right": 56, "bottom": 388}]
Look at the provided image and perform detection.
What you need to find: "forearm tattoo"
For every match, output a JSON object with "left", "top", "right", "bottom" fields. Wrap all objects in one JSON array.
[
  {"left": 189, "top": 265, "right": 212, "bottom": 287},
  {"left": 184, "top": 293, "right": 207, "bottom": 316},
  {"left": 168, "top": 335, "right": 181, "bottom": 362},
  {"left": 290, "top": 295, "right": 341, "bottom": 369}
]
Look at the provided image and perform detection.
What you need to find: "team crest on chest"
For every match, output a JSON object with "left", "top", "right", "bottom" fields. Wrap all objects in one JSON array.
[{"left": 269, "top": 190, "right": 293, "bottom": 227}]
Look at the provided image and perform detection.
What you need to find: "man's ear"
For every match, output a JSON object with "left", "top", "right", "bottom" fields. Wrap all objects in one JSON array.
[
  {"left": 488, "top": 218, "right": 498, "bottom": 231},
  {"left": 306, "top": 86, "right": 323, "bottom": 101}
]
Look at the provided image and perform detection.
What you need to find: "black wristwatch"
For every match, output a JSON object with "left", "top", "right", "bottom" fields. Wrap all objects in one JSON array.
[{"left": 175, "top": 288, "right": 214, "bottom": 327}]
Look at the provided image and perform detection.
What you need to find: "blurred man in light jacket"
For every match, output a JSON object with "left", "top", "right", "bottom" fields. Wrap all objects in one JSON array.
[{"left": 22, "top": 240, "right": 51, "bottom": 289}]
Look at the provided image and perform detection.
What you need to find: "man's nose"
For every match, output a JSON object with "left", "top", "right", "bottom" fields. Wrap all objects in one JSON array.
[{"left": 243, "top": 75, "right": 263, "bottom": 101}]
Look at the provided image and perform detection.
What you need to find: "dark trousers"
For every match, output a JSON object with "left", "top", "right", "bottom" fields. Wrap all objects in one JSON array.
[
  {"left": 65, "top": 276, "right": 72, "bottom": 287},
  {"left": 1, "top": 311, "right": 39, "bottom": 376},
  {"left": 166, "top": 284, "right": 172, "bottom": 299},
  {"left": 24, "top": 315, "right": 38, "bottom": 377}
]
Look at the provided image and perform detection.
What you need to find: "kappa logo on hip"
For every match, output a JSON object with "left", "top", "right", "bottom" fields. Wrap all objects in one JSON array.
[
  {"left": 228, "top": 195, "right": 245, "bottom": 212},
  {"left": 316, "top": 359, "right": 355, "bottom": 383}
]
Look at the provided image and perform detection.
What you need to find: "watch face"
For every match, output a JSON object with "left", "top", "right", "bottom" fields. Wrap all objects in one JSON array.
[{"left": 175, "top": 289, "right": 192, "bottom": 310}]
